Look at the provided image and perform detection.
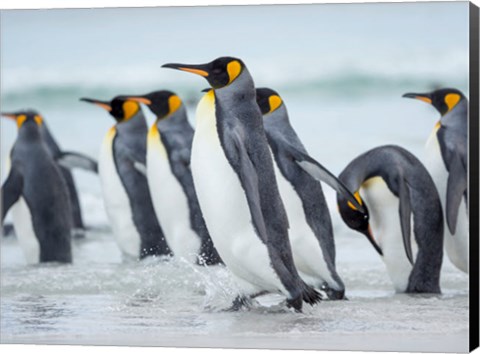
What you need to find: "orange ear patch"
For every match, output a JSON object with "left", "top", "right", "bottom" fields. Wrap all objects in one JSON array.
[
  {"left": 16, "top": 115, "right": 27, "bottom": 128},
  {"left": 227, "top": 60, "right": 242, "bottom": 84},
  {"left": 168, "top": 95, "right": 182, "bottom": 115},
  {"left": 34, "top": 115, "right": 43, "bottom": 125},
  {"left": 347, "top": 191, "right": 363, "bottom": 211},
  {"left": 122, "top": 101, "right": 140, "bottom": 121},
  {"left": 445, "top": 93, "right": 461, "bottom": 112},
  {"left": 268, "top": 95, "right": 283, "bottom": 113}
]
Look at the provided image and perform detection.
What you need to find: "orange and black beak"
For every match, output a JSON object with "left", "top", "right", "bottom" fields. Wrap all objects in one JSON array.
[
  {"left": 162, "top": 63, "right": 210, "bottom": 77},
  {"left": 125, "top": 96, "right": 152, "bottom": 105},
  {"left": 362, "top": 225, "right": 383, "bottom": 256},
  {"left": 1, "top": 112, "right": 17, "bottom": 119},
  {"left": 80, "top": 97, "right": 112, "bottom": 111},
  {"left": 402, "top": 92, "right": 432, "bottom": 105}
]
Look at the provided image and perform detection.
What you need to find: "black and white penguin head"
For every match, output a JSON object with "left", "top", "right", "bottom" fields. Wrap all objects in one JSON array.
[
  {"left": 402, "top": 88, "right": 465, "bottom": 116},
  {"left": 256, "top": 88, "right": 284, "bottom": 115},
  {"left": 162, "top": 57, "right": 246, "bottom": 89},
  {"left": 337, "top": 192, "right": 383, "bottom": 256},
  {"left": 126, "top": 90, "right": 183, "bottom": 120},
  {"left": 80, "top": 96, "right": 142, "bottom": 123},
  {"left": 2, "top": 109, "right": 44, "bottom": 129}
]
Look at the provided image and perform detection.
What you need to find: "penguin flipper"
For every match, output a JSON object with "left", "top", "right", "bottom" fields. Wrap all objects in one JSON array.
[
  {"left": 445, "top": 154, "right": 467, "bottom": 234},
  {"left": 57, "top": 151, "right": 98, "bottom": 173},
  {"left": 398, "top": 179, "right": 414, "bottom": 265},
  {"left": 292, "top": 149, "right": 365, "bottom": 213},
  {"left": 230, "top": 129, "right": 269, "bottom": 244},
  {"left": 1, "top": 167, "right": 24, "bottom": 222}
]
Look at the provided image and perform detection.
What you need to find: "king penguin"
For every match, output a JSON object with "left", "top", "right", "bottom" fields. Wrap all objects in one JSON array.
[
  {"left": 403, "top": 88, "right": 468, "bottom": 273},
  {"left": 256, "top": 88, "right": 368, "bottom": 300},
  {"left": 162, "top": 57, "right": 321, "bottom": 311},
  {"left": 80, "top": 95, "right": 171, "bottom": 260},
  {"left": 336, "top": 145, "right": 443, "bottom": 293},
  {"left": 126, "top": 90, "right": 222, "bottom": 265},
  {"left": 1, "top": 111, "right": 73, "bottom": 264},
  {"left": 2, "top": 110, "right": 98, "bottom": 239}
]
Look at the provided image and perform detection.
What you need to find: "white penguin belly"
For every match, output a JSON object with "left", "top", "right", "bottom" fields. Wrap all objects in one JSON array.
[
  {"left": 11, "top": 197, "right": 40, "bottom": 265},
  {"left": 99, "top": 127, "right": 140, "bottom": 259},
  {"left": 425, "top": 132, "right": 469, "bottom": 273},
  {"left": 191, "top": 92, "right": 286, "bottom": 295},
  {"left": 5, "top": 155, "right": 40, "bottom": 264},
  {"left": 147, "top": 128, "right": 200, "bottom": 263},
  {"left": 272, "top": 157, "right": 336, "bottom": 288},
  {"left": 360, "top": 177, "right": 418, "bottom": 292}
]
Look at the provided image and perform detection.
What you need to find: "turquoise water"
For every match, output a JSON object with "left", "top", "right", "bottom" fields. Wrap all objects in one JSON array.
[{"left": 0, "top": 2, "right": 471, "bottom": 351}]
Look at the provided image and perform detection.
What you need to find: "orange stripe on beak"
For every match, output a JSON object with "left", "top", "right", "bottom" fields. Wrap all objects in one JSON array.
[
  {"left": 127, "top": 97, "right": 152, "bottom": 105},
  {"left": 1, "top": 113, "right": 17, "bottom": 120},
  {"left": 415, "top": 96, "right": 432, "bottom": 104},
  {"left": 178, "top": 67, "right": 209, "bottom": 77},
  {"left": 94, "top": 103, "right": 112, "bottom": 112}
]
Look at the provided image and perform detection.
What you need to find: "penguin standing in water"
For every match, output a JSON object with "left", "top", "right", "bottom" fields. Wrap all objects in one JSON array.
[
  {"left": 163, "top": 57, "right": 321, "bottom": 311},
  {"left": 336, "top": 145, "right": 443, "bottom": 293},
  {"left": 255, "top": 88, "right": 367, "bottom": 300},
  {"left": 40, "top": 118, "right": 98, "bottom": 238},
  {"left": 2, "top": 110, "right": 98, "bottom": 239},
  {"left": 1, "top": 111, "right": 73, "bottom": 264},
  {"left": 126, "top": 90, "right": 222, "bottom": 265},
  {"left": 80, "top": 96, "right": 171, "bottom": 260},
  {"left": 403, "top": 88, "right": 468, "bottom": 273}
]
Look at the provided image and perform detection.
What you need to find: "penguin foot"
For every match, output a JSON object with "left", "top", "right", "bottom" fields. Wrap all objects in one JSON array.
[
  {"left": 224, "top": 295, "right": 252, "bottom": 312},
  {"left": 286, "top": 296, "right": 303, "bottom": 313},
  {"left": 301, "top": 283, "right": 322, "bottom": 306},
  {"left": 319, "top": 283, "right": 346, "bottom": 300}
]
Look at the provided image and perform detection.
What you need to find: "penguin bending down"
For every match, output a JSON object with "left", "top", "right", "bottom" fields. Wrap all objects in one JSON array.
[
  {"left": 256, "top": 88, "right": 367, "bottom": 300},
  {"left": 80, "top": 96, "right": 171, "bottom": 260},
  {"left": 126, "top": 91, "right": 222, "bottom": 265},
  {"left": 403, "top": 88, "right": 468, "bottom": 273},
  {"left": 337, "top": 145, "right": 444, "bottom": 293},
  {"left": 2, "top": 110, "right": 98, "bottom": 239},
  {"left": 1, "top": 111, "right": 73, "bottom": 263},
  {"left": 163, "top": 57, "right": 321, "bottom": 312}
]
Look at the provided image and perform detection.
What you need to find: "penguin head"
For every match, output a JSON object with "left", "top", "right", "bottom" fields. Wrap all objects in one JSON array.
[
  {"left": 337, "top": 192, "right": 383, "bottom": 256},
  {"left": 80, "top": 96, "right": 142, "bottom": 123},
  {"left": 256, "top": 88, "right": 284, "bottom": 115},
  {"left": 1, "top": 109, "right": 44, "bottom": 129},
  {"left": 402, "top": 88, "right": 465, "bottom": 116},
  {"left": 162, "top": 57, "right": 245, "bottom": 89},
  {"left": 127, "top": 91, "right": 183, "bottom": 120}
]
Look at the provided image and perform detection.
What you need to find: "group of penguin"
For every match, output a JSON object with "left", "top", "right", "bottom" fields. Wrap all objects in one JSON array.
[{"left": 1, "top": 56, "right": 469, "bottom": 312}]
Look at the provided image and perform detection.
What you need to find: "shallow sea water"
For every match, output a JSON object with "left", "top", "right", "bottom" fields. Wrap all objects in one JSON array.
[{"left": 1, "top": 221, "right": 469, "bottom": 352}]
